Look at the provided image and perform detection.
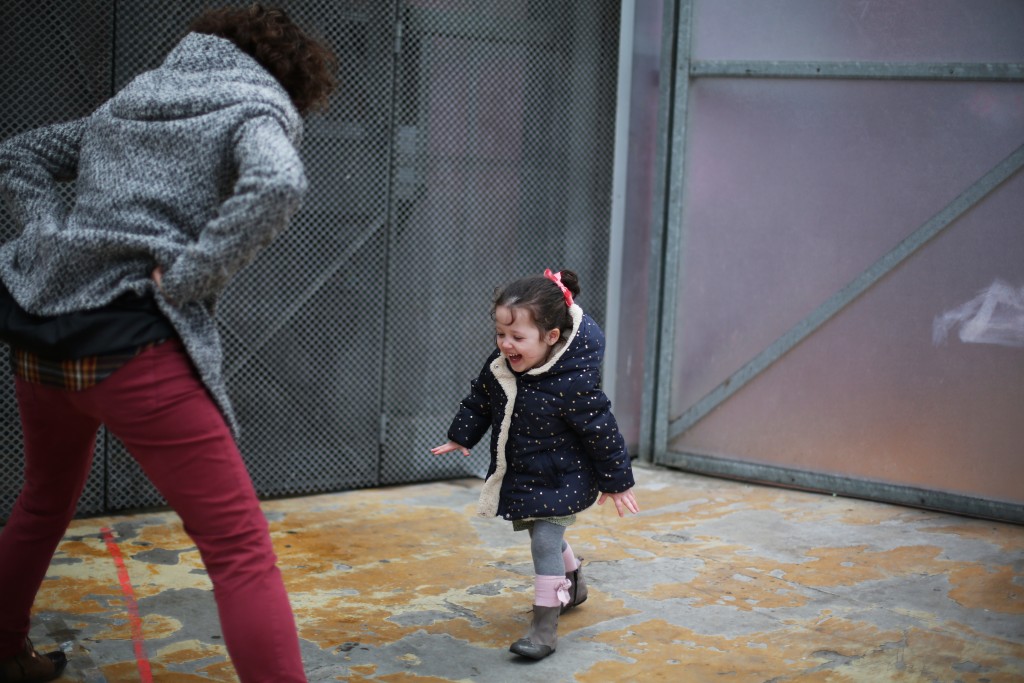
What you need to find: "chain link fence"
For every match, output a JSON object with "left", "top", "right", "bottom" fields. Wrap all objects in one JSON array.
[{"left": 0, "top": 0, "right": 620, "bottom": 519}]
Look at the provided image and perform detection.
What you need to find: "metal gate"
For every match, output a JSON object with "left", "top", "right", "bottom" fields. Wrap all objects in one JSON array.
[
  {"left": 0, "top": 0, "right": 621, "bottom": 518},
  {"left": 643, "top": 0, "right": 1024, "bottom": 523}
]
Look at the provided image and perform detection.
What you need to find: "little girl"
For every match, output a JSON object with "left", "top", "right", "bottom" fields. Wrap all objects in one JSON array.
[{"left": 432, "top": 268, "right": 638, "bottom": 661}]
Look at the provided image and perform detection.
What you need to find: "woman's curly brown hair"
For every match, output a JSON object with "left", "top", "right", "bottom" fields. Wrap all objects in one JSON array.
[{"left": 190, "top": 3, "right": 337, "bottom": 114}]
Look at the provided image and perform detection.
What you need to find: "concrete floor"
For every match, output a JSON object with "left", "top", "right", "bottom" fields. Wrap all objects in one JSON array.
[{"left": 22, "top": 463, "right": 1024, "bottom": 682}]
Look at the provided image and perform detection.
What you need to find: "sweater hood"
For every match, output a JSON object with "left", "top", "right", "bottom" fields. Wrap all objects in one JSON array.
[{"left": 109, "top": 33, "right": 301, "bottom": 140}]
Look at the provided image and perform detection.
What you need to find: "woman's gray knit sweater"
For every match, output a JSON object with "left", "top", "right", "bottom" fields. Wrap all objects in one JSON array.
[{"left": 0, "top": 32, "right": 308, "bottom": 436}]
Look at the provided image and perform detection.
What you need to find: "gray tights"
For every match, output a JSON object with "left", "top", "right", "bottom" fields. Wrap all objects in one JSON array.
[{"left": 528, "top": 520, "right": 568, "bottom": 576}]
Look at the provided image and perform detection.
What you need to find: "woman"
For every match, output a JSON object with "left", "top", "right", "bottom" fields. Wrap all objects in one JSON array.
[{"left": 0, "top": 5, "right": 335, "bottom": 682}]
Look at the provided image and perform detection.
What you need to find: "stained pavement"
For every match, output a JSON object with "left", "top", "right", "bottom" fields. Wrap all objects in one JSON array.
[{"left": 22, "top": 463, "right": 1024, "bottom": 682}]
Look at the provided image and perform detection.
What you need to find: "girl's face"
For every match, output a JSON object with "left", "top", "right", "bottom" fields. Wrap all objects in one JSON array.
[{"left": 495, "top": 305, "right": 560, "bottom": 372}]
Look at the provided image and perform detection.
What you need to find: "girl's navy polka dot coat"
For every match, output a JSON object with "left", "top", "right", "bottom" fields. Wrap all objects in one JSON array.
[{"left": 447, "top": 304, "right": 635, "bottom": 521}]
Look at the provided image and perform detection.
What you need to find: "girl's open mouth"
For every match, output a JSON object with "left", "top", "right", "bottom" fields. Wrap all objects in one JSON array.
[{"left": 507, "top": 353, "right": 522, "bottom": 364}]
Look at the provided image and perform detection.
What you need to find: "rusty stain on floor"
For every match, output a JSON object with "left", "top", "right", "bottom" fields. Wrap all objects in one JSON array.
[{"left": 20, "top": 464, "right": 1024, "bottom": 682}]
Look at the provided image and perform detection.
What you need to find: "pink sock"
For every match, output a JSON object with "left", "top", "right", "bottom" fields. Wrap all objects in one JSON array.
[
  {"left": 534, "top": 574, "right": 572, "bottom": 607},
  {"left": 562, "top": 543, "right": 579, "bottom": 572}
]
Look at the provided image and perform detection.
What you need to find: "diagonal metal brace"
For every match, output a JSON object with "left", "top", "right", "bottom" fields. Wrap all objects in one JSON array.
[
  {"left": 669, "top": 140, "right": 1024, "bottom": 441},
  {"left": 224, "top": 218, "right": 386, "bottom": 380}
]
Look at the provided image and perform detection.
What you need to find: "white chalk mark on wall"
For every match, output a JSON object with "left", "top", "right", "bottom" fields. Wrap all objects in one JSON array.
[{"left": 933, "top": 281, "right": 1024, "bottom": 348}]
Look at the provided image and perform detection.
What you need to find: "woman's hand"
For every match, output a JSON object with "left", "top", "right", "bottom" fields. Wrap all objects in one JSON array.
[
  {"left": 598, "top": 487, "right": 640, "bottom": 517},
  {"left": 430, "top": 441, "right": 470, "bottom": 457},
  {"left": 152, "top": 266, "right": 176, "bottom": 305}
]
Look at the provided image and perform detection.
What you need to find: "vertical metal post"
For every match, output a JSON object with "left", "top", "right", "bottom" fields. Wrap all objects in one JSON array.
[
  {"left": 604, "top": 0, "right": 636, "bottom": 406},
  {"left": 636, "top": 0, "right": 677, "bottom": 461},
  {"left": 639, "top": 0, "right": 693, "bottom": 462}
]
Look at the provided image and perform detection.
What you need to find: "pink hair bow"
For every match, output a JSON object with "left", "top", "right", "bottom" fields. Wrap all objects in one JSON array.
[{"left": 543, "top": 268, "right": 573, "bottom": 307}]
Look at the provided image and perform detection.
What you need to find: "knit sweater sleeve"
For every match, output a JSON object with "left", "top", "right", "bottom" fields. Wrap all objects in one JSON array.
[
  {"left": 0, "top": 119, "right": 85, "bottom": 233},
  {"left": 159, "top": 115, "right": 307, "bottom": 304}
]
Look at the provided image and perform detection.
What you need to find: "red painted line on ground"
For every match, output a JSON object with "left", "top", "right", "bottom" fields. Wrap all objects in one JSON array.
[{"left": 101, "top": 527, "right": 153, "bottom": 683}]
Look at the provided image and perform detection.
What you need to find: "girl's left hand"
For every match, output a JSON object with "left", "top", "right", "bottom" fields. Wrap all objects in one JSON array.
[{"left": 598, "top": 487, "right": 640, "bottom": 517}]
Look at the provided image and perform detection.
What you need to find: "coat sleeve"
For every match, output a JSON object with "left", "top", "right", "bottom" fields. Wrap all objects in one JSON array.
[
  {"left": 447, "top": 352, "right": 499, "bottom": 449},
  {"left": 159, "top": 115, "right": 307, "bottom": 304},
  {"left": 0, "top": 118, "right": 85, "bottom": 235},
  {"left": 562, "top": 371, "right": 635, "bottom": 494}
]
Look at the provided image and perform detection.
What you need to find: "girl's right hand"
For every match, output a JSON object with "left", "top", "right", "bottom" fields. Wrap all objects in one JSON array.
[{"left": 431, "top": 441, "right": 470, "bottom": 457}]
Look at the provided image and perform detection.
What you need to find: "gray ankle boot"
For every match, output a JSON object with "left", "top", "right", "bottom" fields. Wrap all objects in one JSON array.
[
  {"left": 561, "top": 556, "right": 588, "bottom": 614},
  {"left": 509, "top": 605, "right": 560, "bottom": 660}
]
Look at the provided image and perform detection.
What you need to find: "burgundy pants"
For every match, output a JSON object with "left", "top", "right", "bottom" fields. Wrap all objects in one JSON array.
[{"left": 0, "top": 339, "right": 306, "bottom": 682}]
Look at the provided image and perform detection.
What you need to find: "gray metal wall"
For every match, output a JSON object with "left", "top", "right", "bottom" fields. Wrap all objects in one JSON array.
[
  {"left": 0, "top": 0, "right": 621, "bottom": 518},
  {"left": 634, "top": 0, "right": 1024, "bottom": 523}
]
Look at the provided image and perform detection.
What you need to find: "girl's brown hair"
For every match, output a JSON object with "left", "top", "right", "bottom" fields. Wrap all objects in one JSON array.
[
  {"left": 190, "top": 3, "right": 337, "bottom": 114},
  {"left": 493, "top": 269, "right": 580, "bottom": 339}
]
